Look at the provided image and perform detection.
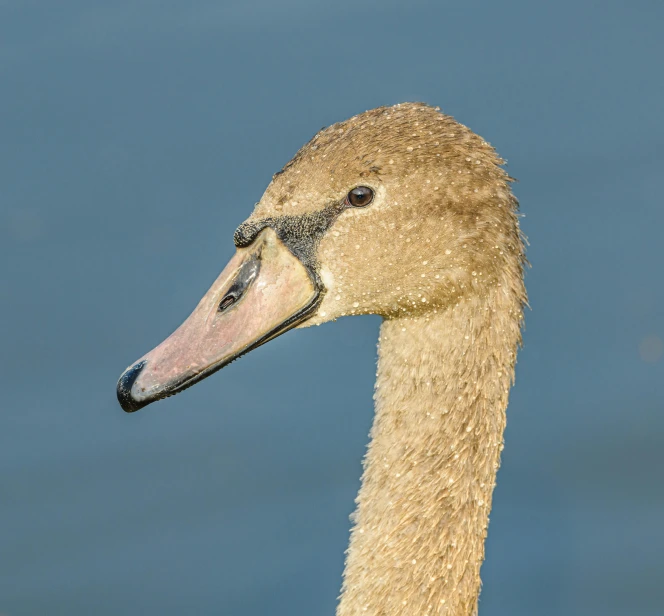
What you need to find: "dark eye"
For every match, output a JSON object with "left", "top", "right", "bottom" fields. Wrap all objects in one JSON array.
[{"left": 345, "top": 186, "right": 374, "bottom": 208}]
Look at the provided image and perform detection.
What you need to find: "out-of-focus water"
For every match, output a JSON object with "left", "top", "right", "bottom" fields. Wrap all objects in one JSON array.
[{"left": 1, "top": 1, "right": 663, "bottom": 614}]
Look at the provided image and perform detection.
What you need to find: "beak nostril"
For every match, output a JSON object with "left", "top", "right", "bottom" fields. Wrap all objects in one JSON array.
[
  {"left": 218, "top": 256, "right": 261, "bottom": 313},
  {"left": 218, "top": 295, "right": 236, "bottom": 312}
]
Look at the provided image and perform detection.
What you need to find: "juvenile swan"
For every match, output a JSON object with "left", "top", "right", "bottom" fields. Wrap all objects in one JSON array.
[{"left": 117, "top": 103, "right": 527, "bottom": 615}]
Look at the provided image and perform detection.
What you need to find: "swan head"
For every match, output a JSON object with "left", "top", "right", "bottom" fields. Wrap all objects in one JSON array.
[{"left": 117, "top": 103, "right": 523, "bottom": 412}]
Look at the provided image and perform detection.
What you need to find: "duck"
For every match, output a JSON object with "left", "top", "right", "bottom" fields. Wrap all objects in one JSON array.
[{"left": 117, "top": 102, "right": 527, "bottom": 615}]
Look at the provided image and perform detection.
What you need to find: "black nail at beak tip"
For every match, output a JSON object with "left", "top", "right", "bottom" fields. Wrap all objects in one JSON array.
[{"left": 117, "top": 360, "right": 148, "bottom": 413}]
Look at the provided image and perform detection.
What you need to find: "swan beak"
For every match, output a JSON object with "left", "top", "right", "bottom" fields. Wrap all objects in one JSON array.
[{"left": 117, "top": 227, "right": 320, "bottom": 412}]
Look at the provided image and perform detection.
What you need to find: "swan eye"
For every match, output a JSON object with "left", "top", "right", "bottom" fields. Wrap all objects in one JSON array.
[{"left": 345, "top": 186, "right": 374, "bottom": 208}]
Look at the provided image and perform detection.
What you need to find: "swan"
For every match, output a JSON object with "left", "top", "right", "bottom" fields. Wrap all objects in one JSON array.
[{"left": 117, "top": 102, "right": 527, "bottom": 615}]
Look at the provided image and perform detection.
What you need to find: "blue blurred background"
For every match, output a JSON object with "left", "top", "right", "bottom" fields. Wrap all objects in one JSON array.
[{"left": 1, "top": 1, "right": 663, "bottom": 614}]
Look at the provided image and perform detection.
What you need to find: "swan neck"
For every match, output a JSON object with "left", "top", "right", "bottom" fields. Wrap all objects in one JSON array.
[{"left": 337, "top": 289, "right": 523, "bottom": 616}]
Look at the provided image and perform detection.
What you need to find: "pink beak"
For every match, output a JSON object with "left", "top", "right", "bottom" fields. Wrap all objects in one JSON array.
[{"left": 117, "top": 228, "right": 320, "bottom": 412}]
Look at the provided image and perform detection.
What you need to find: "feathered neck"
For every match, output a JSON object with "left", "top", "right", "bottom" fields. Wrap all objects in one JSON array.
[{"left": 337, "top": 281, "right": 524, "bottom": 616}]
